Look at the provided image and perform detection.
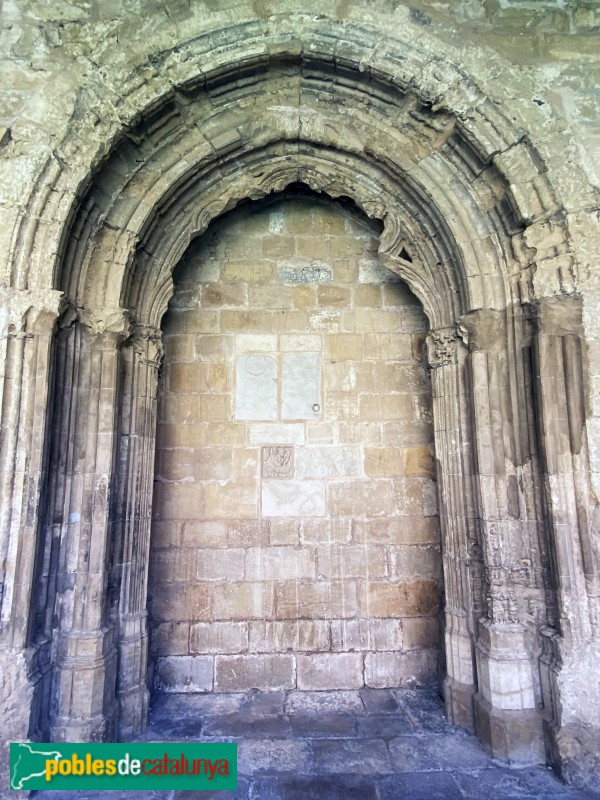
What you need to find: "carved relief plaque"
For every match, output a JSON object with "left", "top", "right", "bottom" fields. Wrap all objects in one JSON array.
[{"left": 262, "top": 446, "right": 294, "bottom": 479}]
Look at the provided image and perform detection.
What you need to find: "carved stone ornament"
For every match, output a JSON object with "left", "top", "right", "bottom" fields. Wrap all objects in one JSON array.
[
  {"left": 427, "top": 326, "right": 458, "bottom": 367},
  {"left": 262, "top": 446, "right": 294, "bottom": 479}
]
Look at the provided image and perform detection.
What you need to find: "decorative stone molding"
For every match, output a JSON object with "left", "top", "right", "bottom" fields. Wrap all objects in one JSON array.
[
  {"left": 0, "top": 287, "right": 63, "bottom": 335},
  {"left": 427, "top": 326, "right": 460, "bottom": 367}
]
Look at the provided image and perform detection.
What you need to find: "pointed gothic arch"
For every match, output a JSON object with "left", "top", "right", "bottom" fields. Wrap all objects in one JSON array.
[{"left": 1, "top": 19, "right": 594, "bottom": 784}]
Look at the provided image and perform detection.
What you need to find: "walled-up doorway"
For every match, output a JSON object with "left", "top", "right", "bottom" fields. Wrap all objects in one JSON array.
[{"left": 147, "top": 190, "right": 443, "bottom": 694}]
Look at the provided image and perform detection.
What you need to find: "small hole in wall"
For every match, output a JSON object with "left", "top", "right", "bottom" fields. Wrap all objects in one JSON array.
[{"left": 399, "top": 247, "right": 413, "bottom": 262}]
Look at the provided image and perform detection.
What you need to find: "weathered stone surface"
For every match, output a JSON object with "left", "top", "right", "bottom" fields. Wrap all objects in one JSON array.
[{"left": 2, "top": 4, "right": 599, "bottom": 788}]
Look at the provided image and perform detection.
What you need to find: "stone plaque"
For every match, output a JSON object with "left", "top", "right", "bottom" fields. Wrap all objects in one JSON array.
[
  {"left": 235, "top": 354, "right": 277, "bottom": 420},
  {"left": 262, "top": 446, "right": 294, "bottom": 479},
  {"left": 282, "top": 352, "right": 321, "bottom": 420}
]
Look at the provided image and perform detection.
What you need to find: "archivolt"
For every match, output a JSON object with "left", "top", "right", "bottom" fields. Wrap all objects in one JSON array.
[{"left": 11, "top": 18, "right": 570, "bottom": 327}]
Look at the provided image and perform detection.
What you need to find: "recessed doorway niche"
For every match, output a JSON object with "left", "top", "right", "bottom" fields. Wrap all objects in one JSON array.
[{"left": 147, "top": 190, "right": 443, "bottom": 694}]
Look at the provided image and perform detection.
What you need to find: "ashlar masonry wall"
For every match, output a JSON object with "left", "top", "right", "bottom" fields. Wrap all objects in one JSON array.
[{"left": 148, "top": 193, "right": 442, "bottom": 693}]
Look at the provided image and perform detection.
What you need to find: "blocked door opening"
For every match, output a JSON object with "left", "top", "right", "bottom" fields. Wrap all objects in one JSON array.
[{"left": 148, "top": 190, "right": 443, "bottom": 694}]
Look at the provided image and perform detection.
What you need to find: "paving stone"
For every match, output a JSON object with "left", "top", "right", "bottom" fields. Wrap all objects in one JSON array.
[
  {"left": 356, "top": 713, "right": 414, "bottom": 738},
  {"left": 249, "top": 774, "right": 379, "bottom": 799},
  {"left": 174, "top": 779, "right": 250, "bottom": 799},
  {"left": 240, "top": 690, "right": 287, "bottom": 716},
  {"left": 388, "top": 735, "right": 443, "bottom": 772},
  {"left": 285, "top": 690, "right": 364, "bottom": 715},
  {"left": 289, "top": 712, "right": 357, "bottom": 738},
  {"left": 311, "top": 738, "right": 392, "bottom": 774},
  {"left": 360, "top": 687, "right": 401, "bottom": 713},
  {"left": 202, "top": 713, "right": 292, "bottom": 738},
  {"left": 238, "top": 740, "right": 312, "bottom": 774},
  {"left": 378, "top": 772, "right": 463, "bottom": 799}
]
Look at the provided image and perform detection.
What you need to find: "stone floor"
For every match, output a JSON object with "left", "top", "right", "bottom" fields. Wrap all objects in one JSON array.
[{"left": 32, "top": 688, "right": 600, "bottom": 800}]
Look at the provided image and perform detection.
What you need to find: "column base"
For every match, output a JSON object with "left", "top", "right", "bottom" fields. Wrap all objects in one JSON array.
[
  {"left": 50, "top": 627, "right": 118, "bottom": 742},
  {"left": 118, "top": 683, "right": 149, "bottom": 740},
  {"left": 444, "top": 675, "right": 475, "bottom": 731},
  {"left": 474, "top": 692, "right": 544, "bottom": 764}
]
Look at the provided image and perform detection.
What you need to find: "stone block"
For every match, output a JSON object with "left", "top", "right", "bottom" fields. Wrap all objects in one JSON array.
[
  {"left": 275, "top": 579, "right": 358, "bottom": 619},
  {"left": 269, "top": 518, "right": 300, "bottom": 545},
  {"left": 295, "top": 445, "right": 362, "bottom": 478},
  {"left": 182, "top": 519, "right": 227, "bottom": 547},
  {"left": 249, "top": 422, "right": 305, "bottom": 445},
  {"left": 150, "top": 622, "right": 190, "bottom": 656},
  {"left": 300, "top": 518, "right": 352, "bottom": 545},
  {"left": 402, "top": 617, "right": 441, "bottom": 649},
  {"left": 149, "top": 549, "right": 196, "bottom": 583},
  {"left": 222, "top": 261, "right": 273, "bottom": 283},
  {"left": 310, "top": 309, "right": 342, "bottom": 332},
  {"left": 194, "top": 335, "right": 233, "bottom": 361},
  {"left": 167, "top": 362, "right": 209, "bottom": 392},
  {"left": 296, "top": 236, "right": 331, "bottom": 259},
  {"left": 364, "top": 650, "right": 438, "bottom": 688},
  {"left": 261, "top": 234, "right": 296, "bottom": 258},
  {"left": 296, "top": 653, "right": 364, "bottom": 690},
  {"left": 189, "top": 621, "right": 248, "bottom": 654},
  {"left": 354, "top": 285, "right": 382, "bottom": 307},
  {"left": 325, "top": 333, "right": 363, "bottom": 361},
  {"left": 235, "top": 333, "right": 277, "bottom": 353},
  {"left": 196, "top": 547, "right": 245, "bottom": 581},
  {"left": 235, "top": 354, "right": 278, "bottom": 420},
  {"left": 211, "top": 581, "right": 274, "bottom": 620},
  {"left": 245, "top": 546, "right": 315, "bottom": 581},
  {"left": 323, "top": 392, "right": 360, "bottom": 420},
  {"left": 205, "top": 422, "right": 247, "bottom": 445},
  {"left": 359, "top": 580, "right": 440, "bottom": 618},
  {"left": 204, "top": 481, "right": 258, "bottom": 518},
  {"left": 154, "top": 656, "right": 213, "bottom": 692},
  {"left": 201, "top": 283, "right": 246, "bottom": 307},
  {"left": 363, "top": 334, "right": 414, "bottom": 360},
  {"left": 364, "top": 447, "right": 405, "bottom": 477},
  {"left": 282, "top": 352, "right": 322, "bottom": 419},
  {"left": 215, "top": 654, "right": 295, "bottom": 691},
  {"left": 164, "top": 334, "right": 193, "bottom": 361},
  {"left": 393, "top": 478, "right": 429, "bottom": 516},
  {"left": 353, "top": 517, "right": 440, "bottom": 545},
  {"left": 262, "top": 479, "right": 326, "bottom": 517},
  {"left": 232, "top": 447, "right": 260, "bottom": 479},
  {"left": 306, "top": 423, "right": 335, "bottom": 443},
  {"left": 292, "top": 284, "right": 317, "bottom": 308},
  {"left": 342, "top": 309, "right": 403, "bottom": 333},
  {"left": 278, "top": 260, "right": 332, "bottom": 284},
  {"left": 226, "top": 519, "right": 271, "bottom": 548},
  {"left": 359, "top": 394, "right": 414, "bottom": 421},
  {"left": 316, "top": 545, "right": 388, "bottom": 580},
  {"left": 359, "top": 258, "right": 403, "bottom": 284},
  {"left": 329, "top": 479, "right": 396, "bottom": 516},
  {"left": 248, "top": 284, "right": 295, "bottom": 309},
  {"left": 208, "top": 362, "right": 230, "bottom": 392},
  {"left": 280, "top": 334, "right": 322, "bottom": 351},
  {"left": 151, "top": 521, "right": 181, "bottom": 548},
  {"left": 249, "top": 620, "right": 331, "bottom": 653},
  {"left": 193, "top": 446, "right": 232, "bottom": 480},
  {"left": 150, "top": 584, "right": 211, "bottom": 623},
  {"left": 331, "top": 618, "right": 403, "bottom": 652},
  {"left": 317, "top": 285, "right": 352, "bottom": 307},
  {"left": 387, "top": 544, "right": 442, "bottom": 580}
]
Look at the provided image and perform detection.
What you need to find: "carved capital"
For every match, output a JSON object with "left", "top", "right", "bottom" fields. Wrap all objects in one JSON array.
[
  {"left": 0, "top": 287, "right": 63, "bottom": 335},
  {"left": 127, "top": 324, "right": 164, "bottom": 368},
  {"left": 427, "top": 325, "right": 459, "bottom": 367}
]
